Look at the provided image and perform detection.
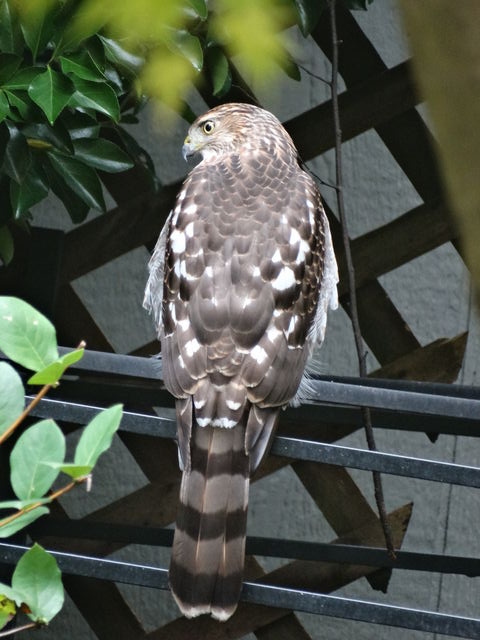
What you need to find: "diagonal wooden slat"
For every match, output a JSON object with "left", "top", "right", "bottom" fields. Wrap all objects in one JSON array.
[
  {"left": 312, "top": 4, "right": 445, "bottom": 204},
  {"left": 285, "top": 60, "right": 417, "bottom": 162}
]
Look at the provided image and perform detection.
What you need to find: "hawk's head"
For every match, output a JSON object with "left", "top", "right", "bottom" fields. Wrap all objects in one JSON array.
[{"left": 182, "top": 102, "right": 296, "bottom": 162}]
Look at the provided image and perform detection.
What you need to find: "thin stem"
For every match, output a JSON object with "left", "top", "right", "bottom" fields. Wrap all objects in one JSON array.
[
  {"left": 0, "top": 622, "right": 39, "bottom": 637},
  {"left": 327, "top": 0, "right": 395, "bottom": 557},
  {"left": 0, "top": 384, "right": 52, "bottom": 446},
  {"left": 0, "top": 480, "right": 78, "bottom": 530}
]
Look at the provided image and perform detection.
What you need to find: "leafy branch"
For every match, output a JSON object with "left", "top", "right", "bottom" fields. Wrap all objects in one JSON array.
[{"left": 0, "top": 296, "right": 123, "bottom": 633}]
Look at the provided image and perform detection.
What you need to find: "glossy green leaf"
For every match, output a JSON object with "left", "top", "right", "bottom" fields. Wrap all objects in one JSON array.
[
  {"left": 0, "top": 362, "right": 23, "bottom": 436},
  {"left": 4, "top": 89, "right": 36, "bottom": 119},
  {"left": 0, "top": 0, "right": 23, "bottom": 55},
  {"left": 73, "top": 138, "right": 134, "bottom": 173},
  {"left": 60, "top": 111, "right": 99, "bottom": 140},
  {"left": 10, "top": 164, "right": 49, "bottom": 218},
  {"left": 22, "top": 120, "right": 73, "bottom": 153},
  {"left": 0, "top": 53, "right": 21, "bottom": 85},
  {"left": 12, "top": 544, "right": 64, "bottom": 623},
  {"left": 0, "top": 507, "right": 49, "bottom": 539},
  {"left": 27, "top": 347, "right": 84, "bottom": 385},
  {"left": 42, "top": 156, "right": 89, "bottom": 223},
  {"left": 74, "top": 404, "right": 122, "bottom": 469},
  {"left": 186, "top": 0, "right": 208, "bottom": 19},
  {"left": 2, "top": 123, "right": 31, "bottom": 183},
  {"left": 169, "top": 30, "right": 203, "bottom": 72},
  {"left": 0, "top": 90, "right": 8, "bottom": 123},
  {"left": 47, "top": 151, "right": 106, "bottom": 212},
  {"left": 3, "top": 66, "right": 44, "bottom": 90},
  {"left": 20, "top": 8, "right": 54, "bottom": 61},
  {"left": 207, "top": 47, "right": 231, "bottom": 97},
  {"left": 99, "top": 36, "right": 144, "bottom": 76},
  {"left": 44, "top": 462, "right": 92, "bottom": 480},
  {"left": 10, "top": 419, "right": 65, "bottom": 500},
  {"left": 28, "top": 67, "right": 75, "bottom": 125},
  {"left": 60, "top": 51, "right": 105, "bottom": 82},
  {"left": 0, "top": 296, "right": 58, "bottom": 371},
  {"left": 69, "top": 77, "right": 120, "bottom": 121},
  {"left": 293, "top": 0, "right": 324, "bottom": 36},
  {"left": 0, "top": 225, "right": 13, "bottom": 264}
]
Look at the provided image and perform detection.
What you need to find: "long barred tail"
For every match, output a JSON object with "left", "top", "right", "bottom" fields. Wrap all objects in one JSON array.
[{"left": 169, "top": 422, "right": 250, "bottom": 621}]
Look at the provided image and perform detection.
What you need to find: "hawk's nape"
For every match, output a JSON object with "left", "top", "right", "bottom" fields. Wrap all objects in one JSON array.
[{"left": 144, "top": 103, "right": 338, "bottom": 621}]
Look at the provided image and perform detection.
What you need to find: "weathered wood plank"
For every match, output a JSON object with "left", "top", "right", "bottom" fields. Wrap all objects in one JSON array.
[{"left": 285, "top": 61, "right": 417, "bottom": 162}]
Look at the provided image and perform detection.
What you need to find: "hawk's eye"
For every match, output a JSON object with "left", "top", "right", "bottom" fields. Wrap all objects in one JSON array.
[{"left": 202, "top": 120, "right": 215, "bottom": 135}]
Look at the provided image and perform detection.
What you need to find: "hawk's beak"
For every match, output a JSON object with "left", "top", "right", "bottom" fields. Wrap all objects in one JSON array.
[{"left": 182, "top": 136, "right": 195, "bottom": 161}]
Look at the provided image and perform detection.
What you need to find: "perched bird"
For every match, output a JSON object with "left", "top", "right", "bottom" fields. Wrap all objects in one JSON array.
[{"left": 144, "top": 102, "right": 338, "bottom": 621}]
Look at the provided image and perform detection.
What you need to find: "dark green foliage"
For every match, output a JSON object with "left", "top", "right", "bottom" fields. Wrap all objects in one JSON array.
[{"left": 0, "top": 0, "right": 155, "bottom": 264}]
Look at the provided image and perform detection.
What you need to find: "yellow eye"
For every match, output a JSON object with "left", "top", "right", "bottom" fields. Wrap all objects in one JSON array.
[{"left": 202, "top": 120, "right": 215, "bottom": 134}]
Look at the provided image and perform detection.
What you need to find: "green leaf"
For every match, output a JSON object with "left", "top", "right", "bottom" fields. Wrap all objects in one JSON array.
[
  {"left": 0, "top": 0, "right": 23, "bottom": 55},
  {"left": 12, "top": 544, "right": 64, "bottom": 623},
  {"left": 73, "top": 138, "right": 134, "bottom": 173},
  {"left": 28, "top": 67, "right": 75, "bottom": 125},
  {"left": 42, "top": 156, "right": 89, "bottom": 223},
  {"left": 293, "top": 0, "right": 324, "bottom": 36},
  {"left": 0, "top": 90, "right": 8, "bottom": 123},
  {"left": 27, "top": 347, "right": 84, "bottom": 385},
  {"left": 0, "top": 507, "right": 49, "bottom": 538},
  {"left": 0, "top": 225, "right": 13, "bottom": 265},
  {"left": 20, "top": 7, "right": 54, "bottom": 62},
  {"left": 10, "top": 163, "right": 49, "bottom": 219},
  {"left": 99, "top": 36, "right": 144, "bottom": 76},
  {"left": 276, "top": 49, "right": 302, "bottom": 81},
  {"left": 207, "top": 47, "right": 231, "bottom": 97},
  {"left": 10, "top": 419, "right": 65, "bottom": 500},
  {"left": 60, "top": 111, "right": 99, "bottom": 141},
  {"left": 69, "top": 77, "right": 120, "bottom": 121},
  {"left": 22, "top": 120, "right": 73, "bottom": 153},
  {"left": 0, "top": 362, "right": 23, "bottom": 436},
  {"left": 0, "top": 498, "right": 50, "bottom": 510},
  {"left": 0, "top": 53, "right": 21, "bottom": 85},
  {"left": 169, "top": 30, "right": 203, "bottom": 72},
  {"left": 4, "top": 89, "right": 37, "bottom": 120},
  {"left": 0, "top": 591, "right": 15, "bottom": 629},
  {"left": 187, "top": 0, "right": 208, "bottom": 19},
  {"left": 0, "top": 297, "right": 58, "bottom": 370},
  {"left": 2, "top": 123, "right": 31, "bottom": 183},
  {"left": 47, "top": 151, "right": 106, "bottom": 212},
  {"left": 60, "top": 51, "right": 105, "bottom": 82},
  {"left": 3, "top": 66, "right": 44, "bottom": 91},
  {"left": 74, "top": 404, "right": 122, "bottom": 468},
  {"left": 43, "top": 462, "right": 92, "bottom": 479}
]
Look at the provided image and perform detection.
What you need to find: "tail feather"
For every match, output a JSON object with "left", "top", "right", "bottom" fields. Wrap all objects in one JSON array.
[{"left": 169, "top": 422, "right": 249, "bottom": 620}]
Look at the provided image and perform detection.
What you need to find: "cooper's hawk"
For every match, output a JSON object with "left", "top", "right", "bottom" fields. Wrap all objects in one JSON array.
[{"left": 144, "top": 103, "right": 338, "bottom": 621}]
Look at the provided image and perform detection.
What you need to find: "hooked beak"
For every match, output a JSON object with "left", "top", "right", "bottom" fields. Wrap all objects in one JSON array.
[{"left": 182, "top": 136, "right": 196, "bottom": 161}]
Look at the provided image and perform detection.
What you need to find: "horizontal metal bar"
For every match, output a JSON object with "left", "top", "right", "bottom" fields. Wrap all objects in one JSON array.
[
  {"left": 0, "top": 542, "right": 478, "bottom": 638},
  {"left": 29, "top": 519, "right": 480, "bottom": 577},
  {"left": 54, "top": 348, "right": 480, "bottom": 420},
  {"left": 28, "top": 397, "right": 480, "bottom": 488}
]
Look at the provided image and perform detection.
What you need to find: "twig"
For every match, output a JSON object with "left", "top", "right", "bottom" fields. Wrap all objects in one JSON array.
[
  {"left": 0, "top": 384, "right": 52, "bottom": 446},
  {"left": 297, "top": 62, "right": 331, "bottom": 86},
  {"left": 0, "top": 622, "right": 39, "bottom": 637},
  {"left": 0, "top": 480, "right": 81, "bottom": 530},
  {"left": 326, "top": 0, "right": 395, "bottom": 557},
  {"left": 0, "top": 340, "right": 86, "bottom": 447}
]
